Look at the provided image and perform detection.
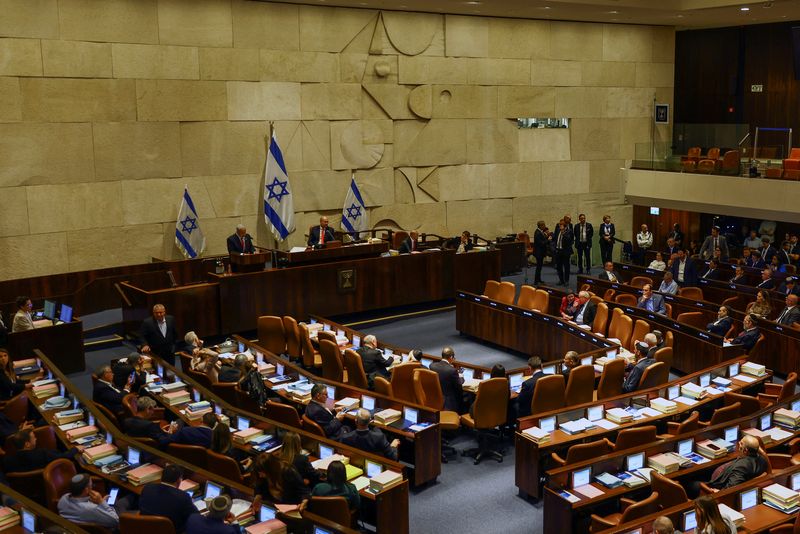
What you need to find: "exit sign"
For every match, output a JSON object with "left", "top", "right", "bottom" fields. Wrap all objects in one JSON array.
[{"left": 751, "top": 84, "right": 764, "bottom": 92}]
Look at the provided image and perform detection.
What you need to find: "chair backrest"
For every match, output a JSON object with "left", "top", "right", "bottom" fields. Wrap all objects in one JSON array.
[
  {"left": 299, "top": 323, "right": 319, "bottom": 369},
  {"left": 650, "top": 471, "right": 689, "bottom": 509},
  {"left": 166, "top": 443, "right": 207, "bottom": 469},
  {"left": 639, "top": 361, "right": 668, "bottom": 389},
  {"left": 564, "top": 365, "right": 594, "bottom": 406},
  {"left": 317, "top": 330, "right": 337, "bottom": 344},
  {"left": 301, "top": 414, "right": 326, "bottom": 437},
  {"left": 93, "top": 402, "right": 120, "bottom": 428},
  {"left": 264, "top": 400, "right": 302, "bottom": 428},
  {"left": 603, "top": 288, "right": 616, "bottom": 302},
  {"left": 707, "top": 147, "right": 720, "bottom": 160},
  {"left": 472, "top": 378, "right": 509, "bottom": 429},
  {"left": 483, "top": 280, "right": 500, "bottom": 300},
  {"left": 211, "top": 382, "right": 238, "bottom": 405},
  {"left": 664, "top": 330, "right": 674, "bottom": 348},
  {"left": 532, "top": 289, "right": 550, "bottom": 313},
  {"left": 178, "top": 352, "right": 192, "bottom": 373},
  {"left": 43, "top": 458, "right": 76, "bottom": 512},
  {"left": 709, "top": 401, "right": 741, "bottom": 426},
  {"left": 687, "top": 146, "right": 701, "bottom": 158},
  {"left": 610, "top": 314, "right": 633, "bottom": 349},
  {"left": 630, "top": 276, "right": 653, "bottom": 288},
  {"left": 412, "top": 368, "right": 444, "bottom": 410},
  {"left": 672, "top": 411, "right": 699, "bottom": 436},
  {"left": 282, "top": 316, "right": 301, "bottom": 359},
  {"left": 206, "top": 449, "right": 244, "bottom": 484},
  {"left": 721, "top": 295, "right": 741, "bottom": 310},
  {"left": 721, "top": 149, "right": 740, "bottom": 171},
  {"left": 664, "top": 302, "right": 672, "bottom": 318},
  {"left": 517, "top": 285, "right": 536, "bottom": 309},
  {"left": 565, "top": 440, "right": 612, "bottom": 464},
  {"left": 592, "top": 302, "right": 609, "bottom": 335},
  {"left": 620, "top": 491, "right": 662, "bottom": 524},
  {"left": 7, "top": 468, "right": 46, "bottom": 504},
  {"left": 319, "top": 339, "right": 344, "bottom": 382},
  {"left": 749, "top": 334, "right": 767, "bottom": 358},
  {"left": 235, "top": 384, "right": 261, "bottom": 414},
  {"left": 651, "top": 346, "right": 671, "bottom": 369},
  {"left": 392, "top": 230, "right": 408, "bottom": 250},
  {"left": 678, "top": 286, "right": 704, "bottom": 300},
  {"left": 596, "top": 359, "right": 625, "bottom": 400},
  {"left": 373, "top": 376, "right": 393, "bottom": 397},
  {"left": 122, "top": 393, "right": 138, "bottom": 419},
  {"left": 780, "top": 373, "right": 798, "bottom": 402},
  {"left": 3, "top": 392, "right": 28, "bottom": 425},
  {"left": 390, "top": 362, "right": 421, "bottom": 403},
  {"left": 496, "top": 281, "right": 516, "bottom": 305},
  {"left": 517, "top": 231, "right": 532, "bottom": 251},
  {"left": 306, "top": 496, "right": 352, "bottom": 527},
  {"left": 342, "top": 349, "right": 368, "bottom": 389},
  {"left": 627, "top": 319, "right": 651, "bottom": 352},
  {"left": 676, "top": 311, "right": 706, "bottom": 330},
  {"left": 613, "top": 425, "right": 657, "bottom": 452},
  {"left": 257, "top": 315, "right": 287, "bottom": 356},
  {"left": 607, "top": 306, "right": 624, "bottom": 335},
  {"left": 697, "top": 159, "right": 715, "bottom": 173},
  {"left": 531, "top": 374, "right": 565, "bottom": 415},
  {"left": 120, "top": 512, "right": 176, "bottom": 534},
  {"left": 615, "top": 293, "right": 638, "bottom": 306},
  {"left": 724, "top": 391, "right": 761, "bottom": 416},
  {"left": 188, "top": 367, "right": 212, "bottom": 388}
]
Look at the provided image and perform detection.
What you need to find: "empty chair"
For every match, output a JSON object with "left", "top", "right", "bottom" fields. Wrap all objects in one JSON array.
[
  {"left": 301, "top": 415, "right": 326, "bottom": 437},
  {"left": 342, "top": 349, "right": 368, "bottom": 389},
  {"left": 516, "top": 285, "right": 537, "bottom": 309},
  {"left": 706, "top": 147, "right": 721, "bottom": 160},
  {"left": 564, "top": 365, "right": 594, "bottom": 406},
  {"left": 664, "top": 302, "right": 673, "bottom": 318},
  {"left": 235, "top": 384, "right": 261, "bottom": 414},
  {"left": 3, "top": 393, "right": 28, "bottom": 425},
  {"left": 373, "top": 376, "right": 393, "bottom": 397},
  {"left": 639, "top": 361, "right": 668, "bottom": 389},
  {"left": 650, "top": 470, "right": 689, "bottom": 509},
  {"left": 596, "top": 359, "right": 625, "bottom": 400},
  {"left": 257, "top": 315, "right": 286, "bottom": 355},
  {"left": 759, "top": 372, "right": 797, "bottom": 405},
  {"left": 166, "top": 443, "right": 207, "bottom": 469},
  {"left": 306, "top": 496, "right": 352, "bottom": 528},
  {"left": 697, "top": 159, "right": 716, "bottom": 173},
  {"left": 663, "top": 411, "right": 699, "bottom": 437},
  {"left": 319, "top": 339, "right": 344, "bottom": 382},
  {"left": 629, "top": 276, "right": 653, "bottom": 288},
  {"left": 687, "top": 146, "right": 702, "bottom": 160},
  {"left": 460, "top": 378, "right": 508, "bottom": 464},
  {"left": 496, "top": 281, "right": 516, "bottom": 305},
  {"left": 590, "top": 491, "right": 661, "bottom": 532},
  {"left": 615, "top": 293, "right": 637, "bottom": 306},
  {"left": 603, "top": 288, "right": 616, "bottom": 302},
  {"left": 119, "top": 512, "right": 176, "bottom": 534},
  {"left": 654, "top": 346, "right": 673, "bottom": 370},
  {"left": 264, "top": 400, "right": 302, "bottom": 428},
  {"left": 664, "top": 330, "right": 674, "bottom": 348},
  {"left": 720, "top": 149, "right": 740, "bottom": 175},
  {"left": 299, "top": 323, "right": 322, "bottom": 370},
  {"left": 531, "top": 289, "right": 550, "bottom": 313},
  {"left": 530, "top": 374, "right": 565, "bottom": 415},
  {"left": 608, "top": 313, "right": 633, "bottom": 349},
  {"left": 678, "top": 286, "right": 704, "bottom": 300},
  {"left": 592, "top": 302, "right": 609, "bottom": 336},
  {"left": 724, "top": 391, "right": 762, "bottom": 416},
  {"left": 482, "top": 280, "right": 500, "bottom": 300},
  {"left": 699, "top": 401, "right": 741, "bottom": 427},
  {"left": 206, "top": 450, "right": 245, "bottom": 484},
  {"left": 611, "top": 425, "right": 657, "bottom": 452},
  {"left": 282, "top": 316, "right": 301, "bottom": 360},
  {"left": 390, "top": 362, "right": 421, "bottom": 403},
  {"left": 676, "top": 311, "right": 706, "bottom": 329},
  {"left": 211, "top": 382, "right": 237, "bottom": 405},
  {"left": 551, "top": 439, "right": 613, "bottom": 467},
  {"left": 766, "top": 514, "right": 800, "bottom": 534},
  {"left": 627, "top": 319, "right": 650, "bottom": 352},
  {"left": 721, "top": 295, "right": 741, "bottom": 310},
  {"left": 317, "top": 330, "right": 337, "bottom": 344}
]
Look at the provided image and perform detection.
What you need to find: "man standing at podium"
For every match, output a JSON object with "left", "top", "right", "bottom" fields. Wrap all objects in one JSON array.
[
  {"left": 308, "top": 216, "right": 336, "bottom": 247},
  {"left": 226, "top": 225, "right": 254, "bottom": 254}
]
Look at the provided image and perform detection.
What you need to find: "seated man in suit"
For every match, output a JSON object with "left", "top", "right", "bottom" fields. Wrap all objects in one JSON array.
[
  {"left": 516, "top": 356, "right": 545, "bottom": 418},
  {"left": 778, "top": 276, "right": 800, "bottom": 297},
  {"left": 139, "top": 304, "right": 179, "bottom": 366},
  {"left": 3, "top": 428, "right": 77, "bottom": 473},
  {"left": 724, "top": 313, "right": 760, "bottom": 350},
  {"left": 707, "top": 306, "right": 733, "bottom": 337},
  {"left": 622, "top": 341, "right": 655, "bottom": 393},
  {"left": 701, "top": 259, "right": 721, "bottom": 280},
  {"left": 185, "top": 495, "right": 238, "bottom": 534},
  {"left": 339, "top": 409, "right": 399, "bottom": 461},
  {"left": 430, "top": 347, "right": 464, "bottom": 413},
  {"left": 139, "top": 464, "right": 198, "bottom": 533},
  {"left": 776, "top": 294, "right": 800, "bottom": 325},
  {"left": 112, "top": 353, "right": 147, "bottom": 395},
  {"left": 561, "top": 351, "right": 580, "bottom": 380},
  {"left": 93, "top": 364, "right": 133, "bottom": 416},
  {"left": 599, "top": 261, "right": 620, "bottom": 282},
  {"left": 168, "top": 412, "right": 216, "bottom": 448},
  {"left": 747, "top": 249, "right": 766, "bottom": 269},
  {"left": 217, "top": 353, "right": 248, "bottom": 383},
  {"left": 638, "top": 284, "right": 666, "bottom": 315},
  {"left": 398, "top": 231, "right": 420, "bottom": 254},
  {"left": 308, "top": 216, "right": 336, "bottom": 247},
  {"left": 306, "top": 384, "right": 348, "bottom": 439},
  {"left": 756, "top": 268, "right": 775, "bottom": 290},
  {"left": 572, "top": 291, "right": 597, "bottom": 326},
  {"left": 730, "top": 265, "right": 748, "bottom": 284},
  {"left": 688, "top": 435, "right": 767, "bottom": 497},
  {"left": 226, "top": 224, "right": 255, "bottom": 254},
  {"left": 456, "top": 230, "right": 474, "bottom": 254},
  {"left": 658, "top": 271, "right": 679, "bottom": 295},
  {"left": 123, "top": 396, "right": 172, "bottom": 448},
  {"left": 356, "top": 335, "right": 393, "bottom": 380}
]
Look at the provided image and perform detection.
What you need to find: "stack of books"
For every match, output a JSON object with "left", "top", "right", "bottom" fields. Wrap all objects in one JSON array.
[
  {"left": 680, "top": 382, "right": 705, "bottom": 400},
  {"left": 162, "top": 381, "right": 187, "bottom": 392},
  {"left": 245, "top": 519, "right": 287, "bottom": 534},
  {"left": 311, "top": 454, "right": 348, "bottom": 471},
  {"left": 233, "top": 427, "right": 264, "bottom": 445},
  {"left": 718, "top": 504, "right": 745, "bottom": 527},
  {"left": 13, "top": 359, "right": 40, "bottom": 377},
  {"left": 696, "top": 439, "right": 733, "bottom": 459},
  {"left": 775, "top": 408, "right": 800, "bottom": 429},
  {"left": 335, "top": 397, "right": 359, "bottom": 411},
  {"left": 82, "top": 443, "right": 118, "bottom": 464},
  {"left": 185, "top": 401, "right": 212, "bottom": 420},
  {"left": 647, "top": 453, "right": 681, "bottom": 474},
  {"left": 763, "top": 483, "right": 800, "bottom": 513},
  {"left": 369, "top": 470, "right": 403, "bottom": 492},
  {"left": 0, "top": 507, "right": 20, "bottom": 531},
  {"left": 374, "top": 408, "right": 402, "bottom": 425},
  {"left": 287, "top": 382, "right": 314, "bottom": 402},
  {"left": 595, "top": 472, "right": 624, "bottom": 489},
  {"left": 230, "top": 499, "right": 254, "bottom": 524},
  {"left": 559, "top": 419, "right": 593, "bottom": 435},
  {"left": 257, "top": 362, "right": 276, "bottom": 376},
  {"left": 741, "top": 362, "right": 766, "bottom": 377},
  {"left": 66, "top": 425, "right": 98, "bottom": 442},
  {"left": 128, "top": 464, "right": 163, "bottom": 486},
  {"left": 744, "top": 427, "right": 772, "bottom": 444},
  {"left": 162, "top": 389, "right": 191, "bottom": 406},
  {"left": 606, "top": 408, "right": 633, "bottom": 424},
  {"left": 650, "top": 397, "right": 678, "bottom": 414},
  {"left": 31, "top": 381, "right": 59, "bottom": 399},
  {"left": 54, "top": 408, "right": 84, "bottom": 425},
  {"left": 521, "top": 427, "right": 550, "bottom": 444},
  {"left": 178, "top": 479, "right": 200, "bottom": 494}
]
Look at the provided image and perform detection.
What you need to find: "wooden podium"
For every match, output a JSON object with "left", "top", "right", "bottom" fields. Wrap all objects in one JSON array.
[{"left": 229, "top": 252, "right": 270, "bottom": 273}]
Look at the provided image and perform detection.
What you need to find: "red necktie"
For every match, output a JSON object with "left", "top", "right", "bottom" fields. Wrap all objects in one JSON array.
[
  {"left": 241, "top": 237, "right": 245, "bottom": 251},
  {"left": 320, "top": 228, "right": 325, "bottom": 244}
]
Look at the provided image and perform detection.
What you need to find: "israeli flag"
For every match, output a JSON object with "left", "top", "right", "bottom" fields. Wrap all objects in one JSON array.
[
  {"left": 263, "top": 133, "right": 295, "bottom": 241},
  {"left": 175, "top": 187, "right": 206, "bottom": 259},
  {"left": 341, "top": 175, "right": 369, "bottom": 239}
]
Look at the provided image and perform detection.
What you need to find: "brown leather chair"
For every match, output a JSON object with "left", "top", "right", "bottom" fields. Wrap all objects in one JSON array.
[
  {"left": 611, "top": 425, "right": 657, "bottom": 452},
  {"left": 767, "top": 514, "right": 800, "bottom": 534},
  {"left": 178, "top": 352, "right": 192, "bottom": 373},
  {"left": 650, "top": 470, "right": 689, "bottom": 509},
  {"left": 390, "top": 362, "right": 421, "bottom": 403},
  {"left": 93, "top": 402, "right": 120, "bottom": 428},
  {"left": 627, "top": 319, "right": 650, "bottom": 352},
  {"left": 206, "top": 449, "right": 246, "bottom": 484},
  {"left": 697, "top": 159, "right": 716, "bottom": 173},
  {"left": 496, "top": 281, "right": 516, "bottom": 305},
  {"left": 211, "top": 382, "right": 237, "bottom": 405},
  {"left": 615, "top": 293, "right": 637, "bottom": 307},
  {"left": 590, "top": 491, "right": 660, "bottom": 532},
  {"left": 264, "top": 400, "right": 302, "bottom": 428},
  {"left": 531, "top": 289, "right": 549, "bottom": 313},
  {"left": 301, "top": 414, "right": 326, "bottom": 437},
  {"left": 374, "top": 376, "right": 392, "bottom": 397},
  {"left": 749, "top": 333, "right": 767, "bottom": 358},
  {"left": 317, "top": 330, "right": 337, "bottom": 344},
  {"left": 678, "top": 286, "right": 704, "bottom": 300},
  {"left": 235, "top": 384, "right": 261, "bottom": 414},
  {"left": 299, "top": 323, "right": 322, "bottom": 370},
  {"left": 120, "top": 512, "right": 176, "bottom": 534},
  {"left": 676, "top": 311, "right": 706, "bottom": 330},
  {"left": 664, "top": 330, "right": 674, "bottom": 348},
  {"left": 551, "top": 439, "right": 612, "bottom": 467},
  {"left": 654, "top": 346, "right": 673, "bottom": 370},
  {"left": 609, "top": 313, "right": 633, "bottom": 349},
  {"left": 306, "top": 496, "right": 352, "bottom": 527},
  {"left": 759, "top": 372, "right": 797, "bottom": 404},
  {"left": 342, "top": 349, "right": 368, "bottom": 389},
  {"left": 596, "top": 359, "right": 625, "bottom": 400},
  {"left": 721, "top": 295, "right": 741, "bottom": 311},
  {"left": 7, "top": 468, "right": 46, "bottom": 505},
  {"left": 592, "top": 302, "right": 609, "bottom": 335},
  {"left": 517, "top": 285, "right": 536, "bottom": 309},
  {"left": 121, "top": 393, "right": 138, "bottom": 420},
  {"left": 319, "top": 339, "right": 344, "bottom": 383},
  {"left": 166, "top": 443, "right": 207, "bottom": 469},
  {"left": 460, "top": 378, "right": 508, "bottom": 464},
  {"left": 3, "top": 392, "right": 28, "bottom": 425},
  {"left": 392, "top": 230, "right": 409, "bottom": 250},
  {"left": 413, "top": 368, "right": 460, "bottom": 459},
  {"left": 699, "top": 401, "right": 741, "bottom": 427},
  {"left": 720, "top": 149, "right": 740, "bottom": 175},
  {"left": 564, "top": 365, "right": 594, "bottom": 406},
  {"left": 257, "top": 315, "right": 286, "bottom": 356},
  {"left": 662, "top": 410, "right": 699, "bottom": 437},
  {"left": 482, "top": 280, "right": 500, "bottom": 300},
  {"left": 282, "top": 316, "right": 301, "bottom": 360},
  {"left": 724, "top": 391, "right": 763, "bottom": 416},
  {"left": 603, "top": 288, "right": 616, "bottom": 302},
  {"left": 531, "top": 374, "right": 565, "bottom": 415},
  {"left": 629, "top": 276, "right": 653, "bottom": 288},
  {"left": 639, "top": 361, "right": 668, "bottom": 389},
  {"left": 43, "top": 458, "right": 76, "bottom": 512},
  {"left": 77, "top": 523, "right": 114, "bottom": 534}
]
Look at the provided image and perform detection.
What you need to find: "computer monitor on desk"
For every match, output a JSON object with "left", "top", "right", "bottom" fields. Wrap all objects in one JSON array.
[
  {"left": 59, "top": 304, "right": 73, "bottom": 323},
  {"left": 43, "top": 299, "right": 57, "bottom": 320}
]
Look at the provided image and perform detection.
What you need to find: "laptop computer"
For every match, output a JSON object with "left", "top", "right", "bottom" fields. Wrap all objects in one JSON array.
[
  {"left": 194, "top": 481, "right": 223, "bottom": 512},
  {"left": 509, "top": 373, "right": 524, "bottom": 393}
]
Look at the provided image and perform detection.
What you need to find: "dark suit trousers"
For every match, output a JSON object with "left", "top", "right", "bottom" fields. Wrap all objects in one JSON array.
[
  {"left": 600, "top": 240, "right": 613, "bottom": 264},
  {"left": 576, "top": 242, "right": 591, "bottom": 272},
  {"left": 555, "top": 248, "right": 571, "bottom": 284},
  {"left": 534, "top": 252, "right": 545, "bottom": 283}
]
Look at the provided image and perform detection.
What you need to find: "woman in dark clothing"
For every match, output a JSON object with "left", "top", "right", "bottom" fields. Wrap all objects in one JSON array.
[
  {"left": 0, "top": 349, "right": 34, "bottom": 401},
  {"left": 311, "top": 461, "right": 360, "bottom": 511},
  {"left": 210, "top": 423, "right": 252, "bottom": 473},
  {"left": 280, "top": 432, "right": 319, "bottom": 487}
]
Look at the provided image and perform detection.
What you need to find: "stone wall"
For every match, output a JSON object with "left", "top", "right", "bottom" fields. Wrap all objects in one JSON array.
[{"left": 0, "top": 0, "right": 674, "bottom": 279}]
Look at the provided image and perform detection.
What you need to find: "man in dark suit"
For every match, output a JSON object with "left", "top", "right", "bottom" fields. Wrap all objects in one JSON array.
[
  {"left": 622, "top": 342, "right": 655, "bottom": 393},
  {"left": 533, "top": 221, "right": 549, "bottom": 285},
  {"left": 599, "top": 261, "right": 621, "bottom": 283},
  {"left": 574, "top": 214, "right": 593, "bottom": 275},
  {"left": 637, "top": 284, "right": 666, "bottom": 315},
  {"left": 553, "top": 219, "right": 573, "bottom": 286},
  {"left": 226, "top": 224, "right": 255, "bottom": 254},
  {"left": 430, "top": 347, "right": 464, "bottom": 413},
  {"left": 2, "top": 428, "right": 77, "bottom": 473},
  {"left": 561, "top": 351, "right": 580, "bottom": 380},
  {"left": 760, "top": 238, "right": 777, "bottom": 264},
  {"left": 168, "top": 412, "right": 215, "bottom": 448},
  {"left": 725, "top": 314, "right": 760, "bottom": 350},
  {"left": 139, "top": 464, "right": 198, "bottom": 533},
  {"left": 93, "top": 364, "right": 132, "bottom": 416},
  {"left": 669, "top": 249, "right": 697, "bottom": 287},
  {"left": 667, "top": 223, "right": 683, "bottom": 248},
  {"left": 699, "top": 226, "right": 729, "bottom": 261},
  {"left": 700, "top": 259, "right": 721, "bottom": 281},
  {"left": 707, "top": 306, "right": 734, "bottom": 337},
  {"left": 703, "top": 435, "right": 767, "bottom": 493},
  {"left": 140, "top": 304, "right": 179, "bottom": 366},
  {"left": 776, "top": 294, "right": 800, "bottom": 325},
  {"left": 112, "top": 353, "right": 146, "bottom": 394},
  {"left": 729, "top": 265, "right": 748, "bottom": 285},
  {"left": 340, "top": 409, "right": 399, "bottom": 461},
  {"left": 398, "top": 231, "right": 419, "bottom": 254},
  {"left": 777, "top": 241, "right": 793, "bottom": 266},
  {"left": 572, "top": 291, "right": 597, "bottom": 326},
  {"left": 217, "top": 354, "right": 247, "bottom": 383},
  {"left": 356, "top": 335, "right": 393, "bottom": 379},
  {"left": 516, "top": 356, "right": 545, "bottom": 418},
  {"left": 123, "top": 397, "right": 172, "bottom": 448},
  {"left": 756, "top": 268, "right": 775, "bottom": 290},
  {"left": 308, "top": 216, "right": 336, "bottom": 247},
  {"left": 747, "top": 250, "right": 766, "bottom": 269},
  {"left": 664, "top": 237, "right": 680, "bottom": 257},
  {"left": 778, "top": 277, "right": 800, "bottom": 297},
  {"left": 306, "top": 384, "right": 348, "bottom": 439},
  {"left": 599, "top": 215, "right": 615, "bottom": 265}
]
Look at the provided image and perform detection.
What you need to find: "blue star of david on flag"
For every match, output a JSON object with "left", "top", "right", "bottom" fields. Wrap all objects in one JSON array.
[
  {"left": 263, "top": 134, "right": 295, "bottom": 241},
  {"left": 175, "top": 187, "right": 205, "bottom": 259},
  {"left": 266, "top": 177, "right": 289, "bottom": 203},
  {"left": 346, "top": 203, "right": 362, "bottom": 220},
  {"left": 180, "top": 216, "right": 197, "bottom": 234},
  {"left": 341, "top": 176, "right": 369, "bottom": 238}
]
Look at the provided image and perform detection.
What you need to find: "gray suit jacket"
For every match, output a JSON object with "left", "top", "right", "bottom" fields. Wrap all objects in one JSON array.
[
  {"left": 699, "top": 235, "right": 729, "bottom": 260},
  {"left": 11, "top": 311, "right": 34, "bottom": 333}
]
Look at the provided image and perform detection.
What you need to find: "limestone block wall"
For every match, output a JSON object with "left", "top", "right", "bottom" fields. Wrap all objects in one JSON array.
[{"left": 0, "top": 0, "right": 674, "bottom": 280}]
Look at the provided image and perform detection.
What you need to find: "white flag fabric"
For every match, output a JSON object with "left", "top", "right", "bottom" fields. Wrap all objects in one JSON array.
[
  {"left": 341, "top": 175, "right": 369, "bottom": 238},
  {"left": 175, "top": 187, "right": 206, "bottom": 259},
  {"left": 263, "top": 134, "right": 295, "bottom": 241}
]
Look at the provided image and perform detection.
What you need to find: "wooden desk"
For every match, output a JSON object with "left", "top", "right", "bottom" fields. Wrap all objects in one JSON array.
[
  {"left": 274, "top": 242, "right": 390, "bottom": 266},
  {"left": 494, "top": 240, "right": 527, "bottom": 275},
  {"left": 230, "top": 251, "right": 270, "bottom": 273},
  {"left": 7, "top": 318, "right": 84, "bottom": 374},
  {"left": 0, "top": 482, "right": 92, "bottom": 533}
]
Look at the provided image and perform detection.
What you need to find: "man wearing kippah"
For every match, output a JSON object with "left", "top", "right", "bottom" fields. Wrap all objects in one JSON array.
[
  {"left": 57, "top": 474, "right": 119, "bottom": 529},
  {"left": 185, "top": 494, "right": 239, "bottom": 534}
]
